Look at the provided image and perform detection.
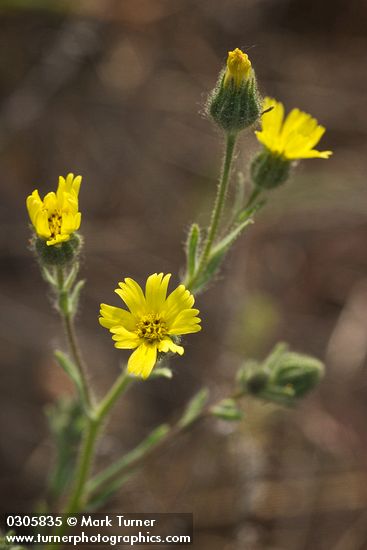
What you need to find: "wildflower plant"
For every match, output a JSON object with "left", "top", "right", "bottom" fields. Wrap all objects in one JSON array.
[{"left": 24, "top": 48, "right": 331, "bottom": 537}]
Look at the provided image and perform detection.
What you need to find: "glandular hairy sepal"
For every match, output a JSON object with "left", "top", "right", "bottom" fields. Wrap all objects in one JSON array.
[
  {"left": 208, "top": 70, "right": 262, "bottom": 133},
  {"left": 250, "top": 150, "right": 291, "bottom": 190},
  {"left": 32, "top": 233, "right": 82, "bottom": 267}
]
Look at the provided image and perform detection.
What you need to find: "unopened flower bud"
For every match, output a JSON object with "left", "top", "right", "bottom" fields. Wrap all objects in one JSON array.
[
  {"left": 207, "top": 48, "right": 261, "bottom": 133},
  {"left": 250, "top": 150, "right": 291, "bottom": 190},
  {"left": 272, "top": 352, "right": 324, "bottom": 398},
  {"left": 237, "top": 360, "right": 269, "bottom": 395}
]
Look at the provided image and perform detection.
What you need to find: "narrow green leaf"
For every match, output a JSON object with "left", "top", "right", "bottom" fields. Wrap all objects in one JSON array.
[
  {"left": 231, "top": 171, "right": 246, "bottom": 221},
  {"left": 64, "top": 261, "right": 80, "bottom": 290},
  {"left": 54, "top": 350, "right": 83, "bottom": 396},
  {"left": 177, "top": 388, "right": 209, "bottom": 429},
  {"left": 41, "top": 266, "right": 57, "bottom": 287},
  {"left": 192, "top": 219, "right": 253, "bottom": 292},
  {"left": 210, "top": 398, "right": 243, "bottom": 421},
  {"left": 211, "top": 218, "right": 253, "bottom": 255},
  {"left": 149, "top": 367, "right": 173, "bottom": 379},
  {"left": 87, "top": 424, "right": 170, "bottom": 495},
  {"left": 45, "top": 397, "right": 85, "bottom": 502},
  {"left": 69, "top": 279, "right": 85, "bottom": 317},
  {"left": 263, "top": 342, "right": 289, "bottom": 371},
  {"left": 185, "top": 223, "right": 200, "bottom": 278},
  {"left": 237, "top": 197, "right": 267, "bottom": 223},
  {"left": 86, "top": 474, "right": 132, "bottom": 511}
]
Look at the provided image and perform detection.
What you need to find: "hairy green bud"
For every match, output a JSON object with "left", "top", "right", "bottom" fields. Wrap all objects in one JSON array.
[
  {"left": 250, "top": 150, "right": 291, "bottom": 190},
  {"left": 207, "top": 48, "right": 261, "bottom": 133},
  {"left": 33, "top": 233, "right": 82, "bottom": 267}
]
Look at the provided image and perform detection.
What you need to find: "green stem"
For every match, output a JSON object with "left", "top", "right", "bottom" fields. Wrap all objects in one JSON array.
[
  {"left": 88, "top": 387, "right": 246, "bottom": 499},
  {"left": 64, "top": 417, "right": 99, "bottom": 514},
  {"left": 65, "top": 370, "right": 132, "bottom": 513},
  {"left": 186, "top": 131, "right": 237, "bottom": 290},
  {"left": 56, "top": 266, "right": 92, "bottom": 411},
  {"left": 46, "top": 371, "right": 132, "bottom": 549},
  {"left": 244, "top": 186, "right": 262, "bottom": 212}
]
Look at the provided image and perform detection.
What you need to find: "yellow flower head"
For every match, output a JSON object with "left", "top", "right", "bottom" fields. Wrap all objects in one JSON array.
[
  {"left": 255, "top": 97, "right": 332, "bottom": 160},
  {"left": 224, "top": 48, "right": 252, "bottom": 88},
  {"left": 99, "top": 273, "right": 201, "bottom": 379},
  {"left": 26, "top": 173, "right": 82, "bottom": 246}
]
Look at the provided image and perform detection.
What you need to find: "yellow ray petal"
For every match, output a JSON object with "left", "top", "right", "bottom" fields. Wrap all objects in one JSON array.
[
  {"left": 115, "top": 278, "right": 147, "bottom": 317},
  {"left": 127, "top": 342, "right": 157, "bottom": 379},
  {"left": 145, "top": 273, "right": 171, "bottom": 312},
  {"left": 99, "top": 303, "right": 136, "bottom": 330}
]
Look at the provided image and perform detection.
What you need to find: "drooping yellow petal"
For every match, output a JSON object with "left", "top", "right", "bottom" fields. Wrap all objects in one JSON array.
[
  {"left": 127, "top": 342, "right": 157, "bottom": 379},
  {"left": 158, "top": 338, "right": 184, "bottom": 355},
  {"left": 46, "top": 233, "right": 70, "bottom": 246}
]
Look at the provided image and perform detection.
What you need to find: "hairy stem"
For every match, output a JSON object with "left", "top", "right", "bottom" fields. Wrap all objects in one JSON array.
[
  {"left": 46, "top": 371, "right": 132, "bottom": 549},
  {"left": 56, "top": 266, "right": 92, "bottom": 411},
  {"left": 186, "top": 131, "right": 237, "bottom": 290},
  {"left": 66, "top": 370, "right": 132, "bottom": 512}
]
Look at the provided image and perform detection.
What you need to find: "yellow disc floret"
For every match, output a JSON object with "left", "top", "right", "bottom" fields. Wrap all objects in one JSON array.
[
  {"left": 99, "top": 273, "right": 202, "bottom": 379},
  {"left": 26, "top": 173, "right": 82, "bottom": 246}
]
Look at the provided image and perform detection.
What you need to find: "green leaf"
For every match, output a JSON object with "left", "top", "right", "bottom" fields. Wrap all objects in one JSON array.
[
  {"left": 87, "top": 424, "right": 170, "bottom": 496},
  {"left": 210, "top": 398, "right": 243, "bottom": 421},
  {"left": 231, "top": 171, "right": 246, "bottom": 221},
  {"left": 69, "top": 279, "right": 85, "bottom": 317},
  {"left": 192, "top": 219, "right": 253, "bottom": 292},
  {"left": 54, "top": 350, "right": 83, "bottom": 397},
  {"left": 86, "top": 473, "right": 132, "bottom": 511},
  {"left": 263, "top": 342, "right": 289, "bottom": 371},
  {"left": 177, "top": 388, "right": 209, "bottom": 429},
  {"left": 45, "top": 397, "right": 85, "bottom": 502},
  {"left": 149, "top": 367, "right": 173, "bottom": 379},
  {"left": 64, "top": 261, "right": 80, "bottom": 290},
  {"left": 237, "top": 197, "right": 267, "bottom": 222},
  {"left": 185, "top": 223, "right": 201, "bottom": 278},
  {"left": 212, "top": 218, "right": 253, "bottom": 255},
  {"left": 41, "top": 266, "right": 57, "bottom": 287}
]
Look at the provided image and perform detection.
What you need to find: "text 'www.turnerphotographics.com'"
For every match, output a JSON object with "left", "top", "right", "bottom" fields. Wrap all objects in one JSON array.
[{"left": 3, "top": 513, "right": 193, "bottom": 546}]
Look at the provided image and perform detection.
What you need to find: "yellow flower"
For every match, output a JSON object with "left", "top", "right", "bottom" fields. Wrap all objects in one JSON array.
[
  {"left": 255, "top": 97, "right": 332, "bottom": 160},
  {"left": 223, "top": 48, "right": 252, "bottom": 88},
  {"left": 26, "top": 173, "right": 82, "bottom": 246},
  {"left": 99, "top": 273, "right": 201, "bottom": 379}
]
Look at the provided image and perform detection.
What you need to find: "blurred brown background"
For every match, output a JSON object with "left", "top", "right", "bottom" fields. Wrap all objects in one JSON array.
[{"left": 1, "top": 0, "right": 367, "bottom": 548}]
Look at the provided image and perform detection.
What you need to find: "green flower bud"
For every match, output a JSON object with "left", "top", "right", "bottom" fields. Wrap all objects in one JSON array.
[
  {"left": 237, "top": 360, "right": 270, "bottom": 395},
  {"left": 272, "top": 352, "right": 324, "bottom": 398},
  {"left": 33, "top": 232, "right": 82, "bottom": 267},
  {"left": 207, "top": 48, "right": 261, "bottom": 133},
  {"left": 250, "top": 150, "right": 291, "bottom": 190}
]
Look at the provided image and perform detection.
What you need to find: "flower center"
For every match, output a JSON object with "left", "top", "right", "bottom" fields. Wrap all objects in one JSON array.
[
  {"left": 136, "top": 314, "right": 167, "bottom": 342},
  {"left": 48, "top": 212, "right": 62, "bottom": 238}
]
